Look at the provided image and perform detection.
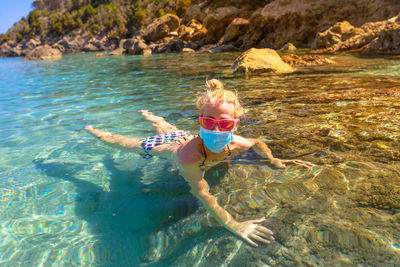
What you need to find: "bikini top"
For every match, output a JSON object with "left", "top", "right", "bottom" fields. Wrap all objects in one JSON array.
[
  {"left": 172, "top": 134, "right": 231, "bottom": 167},
  {"left": 200, "top": 141, "right": 231, "bottom": 168}
]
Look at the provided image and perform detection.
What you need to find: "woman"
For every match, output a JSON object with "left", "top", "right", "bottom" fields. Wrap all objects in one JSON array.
[{"left": 85, "top": 79, "right": 314, "bottom": 247}]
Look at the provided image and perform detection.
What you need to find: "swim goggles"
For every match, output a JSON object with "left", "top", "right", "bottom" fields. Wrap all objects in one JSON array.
[{"left": 199, "top": 116, "right": 239, "bottom": 131}]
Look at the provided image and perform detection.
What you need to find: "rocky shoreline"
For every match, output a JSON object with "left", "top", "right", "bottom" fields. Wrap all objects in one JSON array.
[{"left": 1, "top": 0, "right": 400, "bottom": 59}]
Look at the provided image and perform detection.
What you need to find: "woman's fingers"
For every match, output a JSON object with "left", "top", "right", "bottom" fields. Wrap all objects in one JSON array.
[
  {"left": 254, "top": 229, "right": 274, "bottom": 240},
  {"left": 255, "top": 225, "right": 274, "bottom": 236},
  {"left": 280, "top": 159, "right": 316, "bottom": 168},
  {"left": 249, "top": 233, "right": 271, "bottom": 244},
  {"left": 250, "top": 217, "right": 266, "bottom": 224},
  {"left": 244, "top": 236, "right": 258, "bottom": 247}
]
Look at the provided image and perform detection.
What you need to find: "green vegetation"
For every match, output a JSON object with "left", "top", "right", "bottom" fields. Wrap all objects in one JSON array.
[
  {"left": 1, "top": 0, "right": 269, "bottom": 45},
  {"left": 0, "top": 0, "right": 201, "bottom": 44},
  {"left": 211, "top": 0, "right": 271, "bottom": 8}
]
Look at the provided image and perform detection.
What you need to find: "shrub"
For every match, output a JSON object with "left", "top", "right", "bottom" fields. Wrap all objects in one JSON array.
[
  {"left": 133, "top": 8, "right": 147, "bottom": 25},
  {"left": 16, "top": 32, "right": 23, "bottom": 41},
  {"left": 90, "top": 23, "right": 101, "bottom": 33},
  {"left": 157, "top": 8, "right": 165, "bottom": 17},
  {"left": 28, "top": 9, "right": 46, "bottom": 33}
]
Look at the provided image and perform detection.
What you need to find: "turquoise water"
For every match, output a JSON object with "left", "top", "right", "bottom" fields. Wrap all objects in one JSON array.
[{"left": 0, "top": 52, "right": 399, "bottom": 266}]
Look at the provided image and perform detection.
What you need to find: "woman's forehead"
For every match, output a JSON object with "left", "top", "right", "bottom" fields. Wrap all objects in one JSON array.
[{"left": 202, "top": 101, "right": 235, "bottom": 118}]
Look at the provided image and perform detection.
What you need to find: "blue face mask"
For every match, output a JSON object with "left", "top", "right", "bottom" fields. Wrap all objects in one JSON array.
[{"left": 199, "top": 126, "right": 234, "bottom": 153}]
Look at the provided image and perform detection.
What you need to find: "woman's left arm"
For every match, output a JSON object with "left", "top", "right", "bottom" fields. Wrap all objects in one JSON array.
[{"left": 246, "top": 138, "right": 315, "bottom": 168}]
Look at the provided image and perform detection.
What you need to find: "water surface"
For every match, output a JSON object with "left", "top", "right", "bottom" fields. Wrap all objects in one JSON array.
[{"left": 0, "top": 52, "right": 399, "bottom": 266}]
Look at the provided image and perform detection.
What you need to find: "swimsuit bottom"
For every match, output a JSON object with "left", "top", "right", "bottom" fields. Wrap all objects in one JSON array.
[{"left": 141, "top": 132, "right": 190, "bottom": 156}]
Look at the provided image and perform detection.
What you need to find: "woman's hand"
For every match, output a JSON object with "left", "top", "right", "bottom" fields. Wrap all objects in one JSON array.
[
  {"left": 230, "top": 217, "right": 274, "bottom": 247},
  {"left": 271, "top": 158, "right": 315, "bottom": 169}
]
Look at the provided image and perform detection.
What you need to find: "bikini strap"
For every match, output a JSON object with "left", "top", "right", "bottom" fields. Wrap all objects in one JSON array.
[{"left": 200, "top": 140, "right": 207, "bottom": 167}]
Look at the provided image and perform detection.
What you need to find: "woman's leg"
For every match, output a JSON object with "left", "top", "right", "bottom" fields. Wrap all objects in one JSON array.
[
  {"left": 139, "top": 110, "right": 182, "bottom": 134},
  {"left": 85, "top": 125, "right": 175, "bottom": 159},
  {"left": 85, "top": 125, "right": 143, "bottom": 153}
]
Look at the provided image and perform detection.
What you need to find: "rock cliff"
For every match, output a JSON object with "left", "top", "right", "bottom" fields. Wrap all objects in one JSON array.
[{"left": 1, "top": 0, "right": 400, "bottom": 57}]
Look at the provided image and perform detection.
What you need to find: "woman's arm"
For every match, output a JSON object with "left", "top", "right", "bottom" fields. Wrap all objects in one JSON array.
[
  {"left": 180, "top": 163, "right": 274, "bottom": 247},
  {"left": 246, "top": 137, "right": 315, "bottom": 168},
  {"left": 85, "top": 125, "right": 142, "bottom": 153}
]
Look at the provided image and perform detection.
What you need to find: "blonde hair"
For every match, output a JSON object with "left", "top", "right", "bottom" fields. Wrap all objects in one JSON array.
[{"left": 196, "top": 79, "right": 244, "bottom": 118}]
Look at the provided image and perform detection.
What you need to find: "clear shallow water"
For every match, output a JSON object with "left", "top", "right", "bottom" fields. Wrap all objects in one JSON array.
[{"left": 0, "top": 52, "right": 399, "bottom": 266}]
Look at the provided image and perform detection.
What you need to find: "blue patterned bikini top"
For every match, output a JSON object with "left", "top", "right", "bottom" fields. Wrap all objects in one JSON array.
[{"left": 141, "top": 132, "right": 190, "bottom": 152}]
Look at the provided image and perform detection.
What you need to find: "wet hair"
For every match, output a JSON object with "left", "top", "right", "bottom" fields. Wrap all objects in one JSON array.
[{"left": 196, "top": 79, "right": 244, "bottom": 118}]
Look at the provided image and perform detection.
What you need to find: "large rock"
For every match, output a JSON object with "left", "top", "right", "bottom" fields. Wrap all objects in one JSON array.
[
  {"left": 123, "top": 37, "right": 150, "bottom": 55},
  {"left": 151, "top": 38, "right": 184, "bottom": 54},
  {"left": 311, "top": 21, "right": 363, "bottom": 49},
  {"left": 53, "top": 33, "right": 99, "bottom": 53},
  {"left": 203, "top": 7, "right": 240, "bottom": 43},
  {"left": 256, "top": 0, "right": 400, "bottom": 50},
  {"left": 23, "top": 38, "right": 41, "bottom": 50},
  {"left": 182, "top": 2, "right": 208, "bottom": 24},
  {"left": 24, "top": 45, "right": 62, "bottom": 60},
  {"left": 311, "top": 20, "right": 387, "bottom": 52},
  {"left": 238, "top": 9, "right": 268, "bottom": 50},
  {"left": 86, "top": 34, "right": 116, "bottom": 51},
  {"left": 232, "top": 48, "right": 294, "bottom": 74},
  {"left": 281, "top": 42, "right": 297, "bottom": 50},
  {"left": 199, "top": 43, "right": 241, "bottom": 53},
  {"left": 109, "top": 48, "right": 124, "bottom": 56},
  {"left": 0, "top": 42, "right": 21, "bottom": 57},
  {"left": 141, "top": 14, "right": 180, "bottom": 42},
  {"left": 178, "top": 19, "right": 207, "bottom": 42},
  {"left": 218, "top": 18, "right": 250, "bottom": 45},
  {"left": 365, "top": 20, "right": 400, "bottom": 54}
]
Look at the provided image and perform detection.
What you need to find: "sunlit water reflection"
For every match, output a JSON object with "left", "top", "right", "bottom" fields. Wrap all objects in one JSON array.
[{"left": 0, "top": 52, "right": 399, "bottom": 266}]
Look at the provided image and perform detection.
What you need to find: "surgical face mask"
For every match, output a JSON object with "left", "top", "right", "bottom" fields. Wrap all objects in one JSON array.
[{"left": 199, "top": 126, "right": 233, "bottom": 153}]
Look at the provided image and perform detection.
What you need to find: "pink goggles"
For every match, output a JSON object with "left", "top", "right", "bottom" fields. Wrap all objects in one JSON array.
[{"left": 199, "top": 116, "right": 239, "bottom": 131}]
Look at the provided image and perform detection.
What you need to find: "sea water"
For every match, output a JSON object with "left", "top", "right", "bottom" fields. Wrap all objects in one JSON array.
[{"left": 0, "top": 52, "right": 399, "bottom": 266}]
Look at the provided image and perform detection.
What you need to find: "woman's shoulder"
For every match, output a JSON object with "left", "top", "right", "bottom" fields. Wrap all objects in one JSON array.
[
  {"left": 177, "top": 136, "right": 205, "bottom": 166},
  {"left": 232, "top": 134, "right": 253, "bottom": 150}
]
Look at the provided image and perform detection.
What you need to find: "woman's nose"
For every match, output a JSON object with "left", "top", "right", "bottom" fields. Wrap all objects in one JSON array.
[{"left": 212, "top": 124, "right": 221, "bottom": 131}]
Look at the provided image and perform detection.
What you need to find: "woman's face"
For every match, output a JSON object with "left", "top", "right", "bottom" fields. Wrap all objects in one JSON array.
[{"left": 201, "top": 101, "right": 237, "bottom": 131}]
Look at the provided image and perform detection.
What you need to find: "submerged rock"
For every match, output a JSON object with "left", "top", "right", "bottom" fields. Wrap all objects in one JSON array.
[
  {"left": 92, "top": 52, "right": 106, "bottom": 57},
  {"left": 232, "top": 48, "right": 294, "bottom": 74},
  {"left": 281, "top": 54, "right": 335, "bottom": 66},
  {"left": 24, "top": 45, "right": 62, "bottom": 60}
]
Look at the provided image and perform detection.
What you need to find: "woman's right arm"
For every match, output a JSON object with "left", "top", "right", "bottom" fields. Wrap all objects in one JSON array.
[{"left": 179, "top": 163, "right": 274, "bottom": 247}]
